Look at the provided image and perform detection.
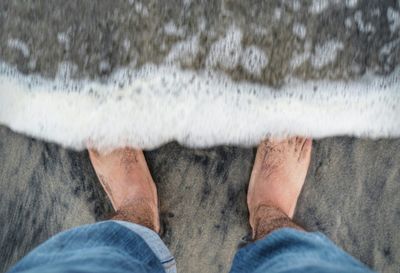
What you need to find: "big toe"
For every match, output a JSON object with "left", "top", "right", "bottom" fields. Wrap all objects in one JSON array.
[
  {"left": 295, "top": 136, "right": 306, "bottom": 149},
  {"left": 298, "top": 138, "right": 312, "bottom": 161}
]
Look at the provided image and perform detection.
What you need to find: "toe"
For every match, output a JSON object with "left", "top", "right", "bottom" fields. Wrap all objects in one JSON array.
[
  {"left": 88, "top": 149, "right": 101, "bottom": 162},
  {"left": 282, "top": 137, "right": 295, "bottom": 151},
  {"left": 295, "top": 137, "right": 306, "bottom": 152},
  {"left": 300, "top": 138, "right": 312, "bottom": 160}
]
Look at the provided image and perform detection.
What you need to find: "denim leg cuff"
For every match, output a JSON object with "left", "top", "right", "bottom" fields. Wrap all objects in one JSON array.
[
  {"left": 112, "top": 220, "right": 177, "bottom": 273},
  {"left": 230, "top": 227, "right": 375, "bottom": 273}
]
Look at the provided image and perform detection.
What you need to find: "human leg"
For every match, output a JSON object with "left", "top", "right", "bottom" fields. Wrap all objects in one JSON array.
[
  {"left": 8, "top": 148, "right": 176, "bottom": 273},
  {"left": 230, "top": 138, "right": 374, "bottom": 273}
]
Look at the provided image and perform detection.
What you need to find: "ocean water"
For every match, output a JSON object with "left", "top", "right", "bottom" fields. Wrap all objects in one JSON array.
[
  {"left": 0, "top": 62, "right": 399, "bottom": 150},
  {"left": 0, "top": 0, "right": 399, "bottom": 150}
]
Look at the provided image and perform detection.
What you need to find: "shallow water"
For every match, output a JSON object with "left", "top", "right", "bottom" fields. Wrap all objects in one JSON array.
[
  {"left": 1, "top": 2, "right": 400, "bottom": 272},
  {"left": 0, "top": 0, "right": 399, "bottom": 149},
  {"left": 0, "top": 63, "right": 399, "bottom": 150}
]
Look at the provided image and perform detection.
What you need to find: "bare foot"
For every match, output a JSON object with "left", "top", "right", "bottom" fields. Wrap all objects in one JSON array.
[
  {"left": 247, "top": 137, "right": 312, "bottom": 231},
  {"left": 88, "top": 148, "right": 160, "bottom": 233}
]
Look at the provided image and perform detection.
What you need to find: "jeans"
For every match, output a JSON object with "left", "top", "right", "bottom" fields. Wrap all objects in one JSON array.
[{"left": 8, "top": 221, "right": 374, "bottom": 273}]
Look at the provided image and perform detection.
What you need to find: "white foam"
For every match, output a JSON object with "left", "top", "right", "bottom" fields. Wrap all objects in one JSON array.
[
  {"left": 311, "top": 40, "right": 344, "bottom": 69},
  {"left": 387, "top": 7, "right": 400, "bottom": 34},
  {"left": 309, "top": 0, "right": 329, "bottom": 14},
  {"left": 164, "top": 21, "right": 186, "bottom": 37},
  {"left": 380, "top": 38, "right": 400, "bottom": 57},
  {"left": 0, "top": 61, "right": 399, "bottom": 151},
  {"left": 206, "top": 26, "right": 243, "bottom": 69},
  {"left": 206, "top": 27, "right": 269, "bottom": 76},
  {"left": 7, "top": 39, "right": 30, "bottom": 57},
  {"left": 290, "top": 1, "right": 301, "bottom": 12},
  {"left": 56, "top": 62, "right": 78, "bottom": 79},
  {"left": 166, "top": 36, "right": 199, "bottom": 64},
  {"left": 292, "top": 23, "right": 307, "bottom": 39},
  {"left": 274, "top": 8, "right": 282, "bottom": 20},
  {"left": 345, "top": 17, "right": 353, "bottom": 28},
  {"left": 123, "top": 38, "right": 131, "bottom": 51},
  {"left": 57, "top": 32, "right": 70, "bottom": 50},
  {"left": 354, "top": 11, "right": 375, "bottom": 33},
  {"left": 133, "top": 2, "right": 149, "bottom": 17},
  {"left": 345, "top": 0, "right": 358, "bottom": 8},
  {"left": 290, "top": 41, "right": 312, "bottom": 69},
  {"left": 290, "top": 51, "right": 311, "bottom": 69},
  {"left": 240, "top": 46, "right": 269, "bottom": 76}
]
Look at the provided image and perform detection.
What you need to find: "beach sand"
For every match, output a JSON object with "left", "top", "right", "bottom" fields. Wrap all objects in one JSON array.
[
  {"left": 1, "top": 1, "right": 400, "bottom": 272},
  {"left": 1, "top": 125, "right": 399, "bottom": 273}
]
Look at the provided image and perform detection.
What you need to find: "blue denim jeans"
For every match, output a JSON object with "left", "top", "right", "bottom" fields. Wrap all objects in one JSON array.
[{"left": 8, "top": 221, "right": 374, "bottom": 273}]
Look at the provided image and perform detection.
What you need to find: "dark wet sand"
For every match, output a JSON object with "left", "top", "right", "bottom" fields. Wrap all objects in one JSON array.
[{"left": 1, "top": 125, "right": 400, "bottom": 273}]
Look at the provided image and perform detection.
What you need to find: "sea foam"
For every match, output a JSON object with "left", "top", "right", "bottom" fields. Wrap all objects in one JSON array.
[{"left": 0, "top": 61, "right": 399, "bottom": 151}]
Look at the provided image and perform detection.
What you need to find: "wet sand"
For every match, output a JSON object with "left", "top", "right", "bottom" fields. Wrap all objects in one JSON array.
[
  {"left": 1, "top": 125, "right": 399, "bottom": 273},
  {"left": 1, "top": 1, "right": 400, "bottom": 272}
]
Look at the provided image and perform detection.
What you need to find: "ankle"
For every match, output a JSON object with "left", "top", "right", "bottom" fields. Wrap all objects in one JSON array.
[
  {"left": 250, "top": 204, "right": 304, "bottom": 241},
  {"left": 111, "top": 199, "right": 160, "bottom": 233}
]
